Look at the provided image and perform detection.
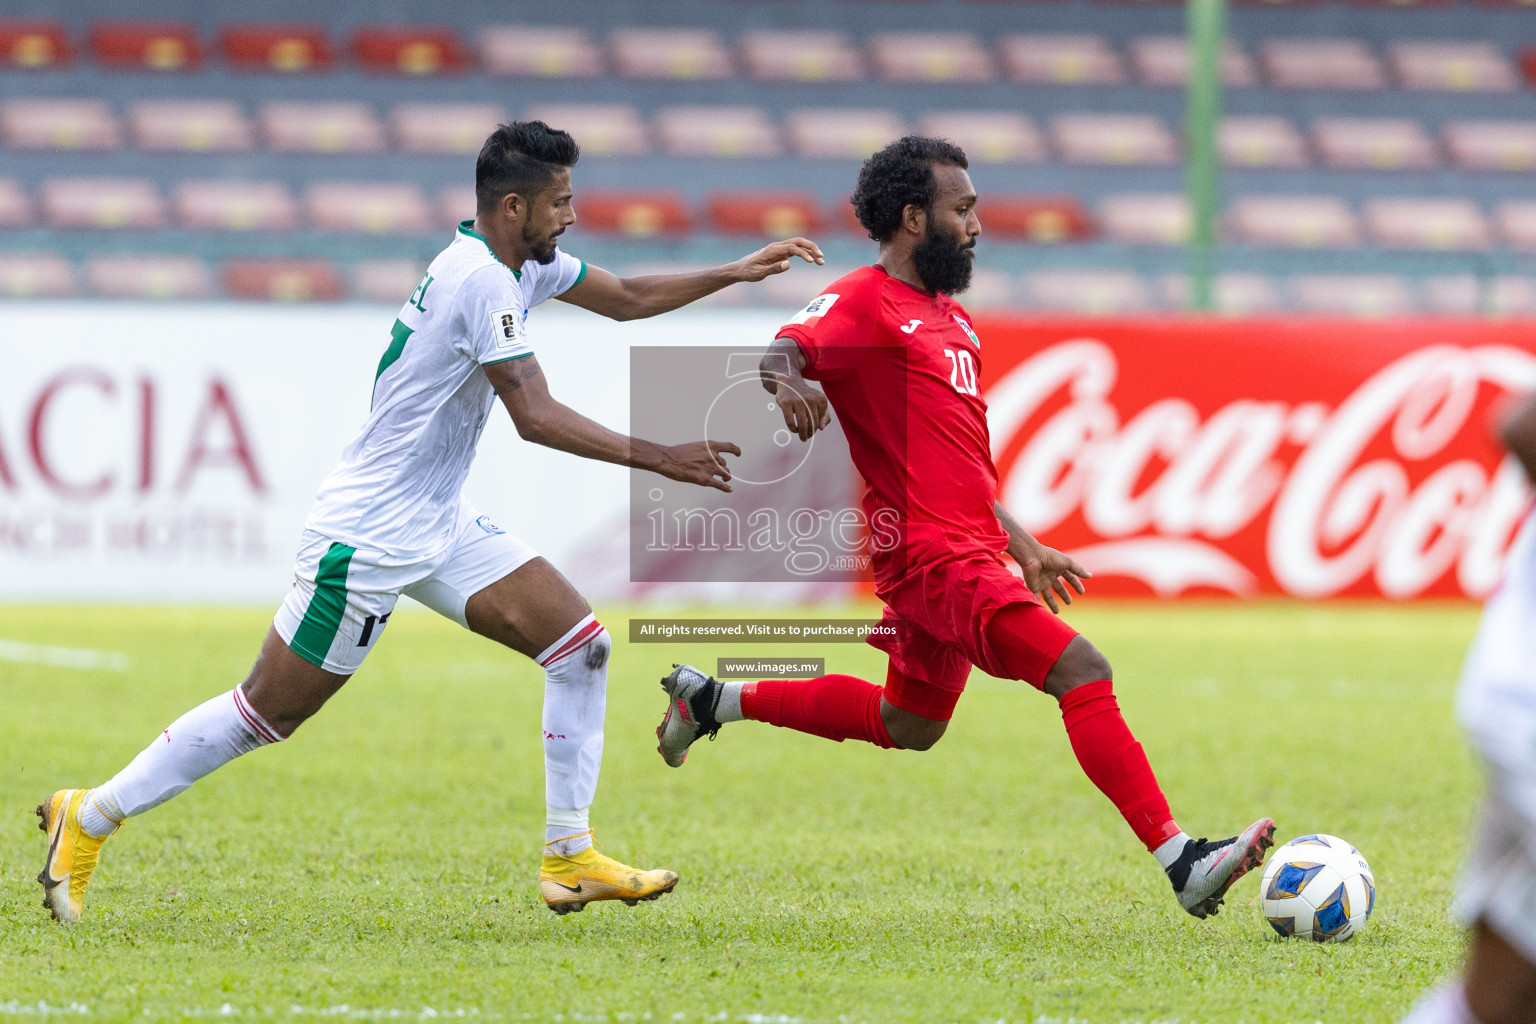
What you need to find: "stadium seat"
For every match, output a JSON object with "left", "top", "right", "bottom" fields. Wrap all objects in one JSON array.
[
  {"left": 90, "top": 21, "right": 201, "bottom": 71},
  {"left": 1290, "top": 274, "right": 1414, "bottom": 316},
  {"left": 1023, "top": 270, "right": 1154, "bottom": 314},
  {"left": 1443, "top": 120, "right": 1536, "bottom": 171},
  {"left": 87, "top": 255, "right": 212, "bottom": 300},
  {"left": 1363, "top": 197, "right": 1491, "bottom": 250},
  {"left": 915, "top": 111, "right": 1045, "bottom": 164},
  {"left": 1160, "top": 272, "right": 1282, "bottom": 314},
  {"left": 0, "top": 179, "right": 30, "bottom": 227},
  {"left": 0, "top": 20, "right": 70, "bottom": 68},
  {"left": 439, "top": 185, "right": 476, "bottom": 229},
  {"left": 479, "top": 26, "right": 603, "bottom": 78},
  {"left": 1421, "top": 275, "right": 1536, "bottom": 316},
  {"left": 224, "top": 259, "right": 344, "bottom": 301},
  {"left": 1226, "top": 195, "right": 1359, "bottom": 247},
  {"left": 220, "top": 24, "right": 333, "bottom": 73},
  {"left": 609, "top": 28, "right": 732, "bottom": 80},
  {"left": 980, "top": 196, "right": 1095, "bottom": 241},
  {"left": 1388, "top": 41, "right": 1518, "bottom": 91},
  {"left": 1494, "top": 200, "right": 1536, "bottom": 249},
  {"left": 706, "top": 191, "right": 823, "bottom": 235},
  {"left": 1050, "top": 114, "right": 1178, "bottom": 166},
  {"left": 785, "top": 108, "right": 906, "bottom": 159},
  {"left": 305, "top": 183, "right": 433, "bottom": 235},
  {"left": 1311, "top": 118, "right": 1438, "bottom": 170},
  {"left": 351, "top": 26, "right": 468, "bottom": 75},
  {"left": 390, "top": 103, "right": 507, "bottom": 155},
  {"left": 868, "top": 32, "right": 995, "bottom": 82},
  {"left": 260, "top": 102, "right": 385, "bottom": 153},
  {"left": 739, "top": 30, "right": 862, "bottom": 82},
  {"left": 999, "top": 34, "right": 1125, "bottom": 85},
  {"left": 40, "top": 178, "right": 166, "bottom": 230},
  {"left": 128, "top": 100, "right": 253, "bottom": 152},
  {"left": 1219, "top": 116, "right": 1309, "bottom": 167},
  {"left": 173, "top": 181, "right": 299, "bottom": 231},
  {"left": 1522, "top": 48, "right": 1536, "bottom": 87},
  {"left": 1, "top": 99, "right": 121, "bottom": 150},
  {"left": 1098, "top": 194, "right": 1191, "bottom": 245},
  {"left": 653, "top": 106, "right": 781, "bottom": 158},
  {"left": 1260, "top": 38, "right": 1385, "bottom": 89},
  {"left": 0, "top": 254, "right": 75, "bottom": 298},
  {"left": 521, "top": 104, "right": 647, "bottom": 156},
  {"left": 1128, "top": 36, "right": 1255, "bottom": 86},
  {"left": 353, "top": 259, "right": 429, "bottom": 303},
  {"left": 575, "top": 191, "right": 691, "bottom": 236}
]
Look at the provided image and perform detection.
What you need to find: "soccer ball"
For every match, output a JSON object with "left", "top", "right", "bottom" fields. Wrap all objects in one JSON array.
[{"left": 1259, "top": 834, "right": 1375, "bottom": 941}]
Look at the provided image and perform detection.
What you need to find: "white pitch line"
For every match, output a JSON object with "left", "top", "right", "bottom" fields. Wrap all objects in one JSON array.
[{"left": 0, "top": 639, "right": 130, "bottom": 673}]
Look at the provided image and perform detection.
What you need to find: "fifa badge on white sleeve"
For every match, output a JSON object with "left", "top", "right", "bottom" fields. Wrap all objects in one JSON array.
[
  {"left": 790, "top": 293, "right": 839, "bottom": 326},
  {"left": 489, "top": 307, "right": 524, "bottom": 349}
]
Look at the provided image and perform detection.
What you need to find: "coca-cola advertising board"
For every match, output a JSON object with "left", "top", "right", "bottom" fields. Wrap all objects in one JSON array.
[{"left": 978, "top": 319, "right": 1536, "bottom": 599}]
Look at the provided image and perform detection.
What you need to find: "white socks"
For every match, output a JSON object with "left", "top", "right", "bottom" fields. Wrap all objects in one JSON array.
[
  {"left": 79, "top": 687, "right": 282, "bottom": 838},
  {"left": 714, "top": 681, "right": 746, "bottom": 723},
  {"left": 1153, "top": 832, "right": 1193, "bottom": 870},
  {"left": 1398, "top": 984, "right": 1476, "bottom": 1024},
  {"left": 538, "top": 615, "right": 609, "bottom": 857}
]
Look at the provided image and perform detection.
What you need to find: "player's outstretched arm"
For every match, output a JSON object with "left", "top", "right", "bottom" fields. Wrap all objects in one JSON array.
[
  {"left": 556, "top": 239, "right": 824, "bottom": 321},
  {"left": 759, "top": 336, "right": 831, "bottom": 441},
  {"left": 995, "top": 501, "right": 1091, "bottom": 615},
  {"left": 1500, "top": 392, "right": 1536, "bottom": 481},
  {"left": 486, "top": 354, "right": 739, "bottom": 491}
]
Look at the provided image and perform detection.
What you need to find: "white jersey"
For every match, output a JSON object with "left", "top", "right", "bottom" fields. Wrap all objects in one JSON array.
[
  {"left": 305, "top": 220, "right": 587, "bottom": 561},
  {"left": 1458, "top": 507, "right": 1536, "bottom": 767}
]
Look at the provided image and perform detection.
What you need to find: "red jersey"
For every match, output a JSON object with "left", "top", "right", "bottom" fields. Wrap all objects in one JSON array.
[{"left": 777, "top": 264, "right": 1009, "bottom": 581}]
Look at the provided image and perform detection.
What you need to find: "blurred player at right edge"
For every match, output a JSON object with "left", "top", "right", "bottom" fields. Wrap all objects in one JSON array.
[
  {"left": 1401, "top": 393, "right": 1536, "bottom": 1024},
  {"left": 654, "top": 136, "right": 1275, "bottom": 920}
]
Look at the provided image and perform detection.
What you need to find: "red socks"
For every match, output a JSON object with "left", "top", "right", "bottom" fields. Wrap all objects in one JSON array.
[
  {"left": 1057, "top": 680, "right": 1180, "bottom": 851},
  {"left": 740, "top": 674, "right": 896, "bottom": 748}
]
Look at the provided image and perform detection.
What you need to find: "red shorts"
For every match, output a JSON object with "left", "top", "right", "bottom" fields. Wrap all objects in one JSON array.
[{"left": 868, "top": 549, "right": 1079, "bottom": 721}]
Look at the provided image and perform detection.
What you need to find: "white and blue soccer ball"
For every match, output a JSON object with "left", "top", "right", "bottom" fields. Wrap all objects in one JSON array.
[{"left": 1259, "top": 834, "right": 1375, "bottom": 942}]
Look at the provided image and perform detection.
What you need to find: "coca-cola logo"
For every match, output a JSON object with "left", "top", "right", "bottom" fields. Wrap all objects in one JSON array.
[{"left": 986, "top": 337, "right": 1536, "bottom": 599}]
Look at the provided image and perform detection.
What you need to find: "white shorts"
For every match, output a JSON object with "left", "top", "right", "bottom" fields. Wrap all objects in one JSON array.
[
  {"left": 274, "top": 500, "right": 539, "bottom": 674},
  {"left": 1455, "top": 752, "right": 1536, "bottom": 964}
]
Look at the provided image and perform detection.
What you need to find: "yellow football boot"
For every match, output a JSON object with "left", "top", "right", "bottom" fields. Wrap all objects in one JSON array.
[
  {"left": 539, "top": 832, "right": 678, "bottom": 915},
  {"left": 35, "top": 789, "right": 119, "bottom": 924}
]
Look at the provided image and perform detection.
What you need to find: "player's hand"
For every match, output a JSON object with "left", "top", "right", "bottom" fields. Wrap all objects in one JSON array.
[
  {"left": 658, "top": 440, "right": 740, "bottom": 492},
  {"left": 770, "top": 377, "right": 831, "bottom": 441},
  {"left": 731, "top": 238, "right": 825, "bottom": 282},
  {"left": 1016, "top": 544, "right": 1090, "bottom": 615}
]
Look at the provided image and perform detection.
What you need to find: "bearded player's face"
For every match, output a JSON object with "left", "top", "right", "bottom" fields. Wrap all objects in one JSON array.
[
  {"left": 519, "top": 168, "right": 576, "bottom": 265},
  {"left": 912, "top": 164, "right": 981, "bottom": 296}
]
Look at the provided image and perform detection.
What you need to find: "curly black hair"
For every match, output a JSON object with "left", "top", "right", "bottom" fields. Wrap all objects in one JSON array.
[
  {"left": 476, "top": 120, "right": 580, "bottom": 214},
  {"left": 850, "top": 135, "right": 969, "bottom": 243}
]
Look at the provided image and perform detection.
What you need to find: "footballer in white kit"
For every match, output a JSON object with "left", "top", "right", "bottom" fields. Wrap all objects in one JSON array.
[{"left": 35, "top": 120, "right": 825, "bottom": 924}]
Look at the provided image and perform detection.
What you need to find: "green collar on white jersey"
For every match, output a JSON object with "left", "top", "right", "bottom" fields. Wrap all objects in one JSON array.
[{"left": 458, "top": 220, "right": 521, "bottom": 280}]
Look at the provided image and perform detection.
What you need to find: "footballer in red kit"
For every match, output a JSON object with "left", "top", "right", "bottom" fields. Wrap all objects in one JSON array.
[{"left": 655, "top": 135, "right": 1275, "bottom": 919}]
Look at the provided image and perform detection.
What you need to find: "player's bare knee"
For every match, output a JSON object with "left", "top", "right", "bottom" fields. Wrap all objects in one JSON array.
[
  {"left": 881, "top": 707, "right": 948, "bottom": 751},
  {"left": 1043, "top": 637, "right": 1112, "bottom": 701}
]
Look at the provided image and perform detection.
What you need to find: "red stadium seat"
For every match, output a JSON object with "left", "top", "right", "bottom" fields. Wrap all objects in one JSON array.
[
  {"left": 1349, "top": 0, "right": 1449, "bottom": 7},
  {"left": 353, "top": 259, "right": 430, "bottom": 303},
  {"left": 306, "top": 182, "right": 433, "bottom": 235},
  {"left": 576, "top": 191, "right": 691, "bottom": 237},
  {"left": 173, "top": 181, "right": 299, "bottom": 231},
  {"left": 916, "top": 111, "right": 1045, "bottom": 164},
  {"left": 479, "top": 27, "right": 602, "bottom": 78},
  {"left": 869, "top": 32, "right": 995, "bottom": 83},
  {"left": 1260, "top": 38, "right": 1385, "bottom": 89},
  {"left": 220, "top": 24, "right": 333, "bottom": 73},
  {"left": 653, "top": 106, "right": 781, "bottom": 158},
  {"left": 1494, "top": 201, "right": 1536, "bottom": 249},
  {"left": 1312, "top": 118, "right": 1437, "bottom": 170},
  {"left": 784, "top": 108, "right": 906, "bottom": 159},
  {"left": 978, "top": 195, "right": 1094, "bottom": 241},
  {"left": 1389, "top": 41, "right": 1517, "bottom": 92},
  {"left": 0, "top": 254, "right": 76, "bottom": 298},
  {"left": 1291, "top": 275, "right": 1413, "bottom": 316},
  {"left": 706, "top": 191, "right": 823, "bottom": 236},
  {"left": 260, "top": 102, "right": 385, "bottom": 153},
  {"left": 1, "top": 99, "right": 121, "bottom": 150},
  {"left": 224, "top": 259, "right": 344, "bottom": 301},
  {"left": 1445, "top": 120, "right": 1536, "bottom": 171},
  {"left": 90, "top": 21, "right": 201, "bottom": 71},
  {"left": 1160, "top": 273, "right": 1282, "bottom": 314},
  {"left": 1227, "top": 196, "right": 1359, "bottom": 248},
  {"left": 1422, "top": 275, "right": 1536, "bottom": 316},
  {"left": 351, "top": 26, "right": 467, "bottom": 75},
  {"left": 0, "top": 179, "right": 30, "bottom": 227},
  {"left": 522, "top": 104, "right": 647, "bottom": 157},
  {"left": 609, "top": 29, "right": 732, "bottom": 80},
  {"left": 1128, "top": 36, "right": 1255, "bottom": 87},
  {"left": 1050, "top": 114, "right": 1178, "bottom": 166},
  {"left": 1219, "top": 116, "right": 1309, "bottom": 168},
  {"left": 87, "top": 255, "right": 212, "bottom": 299},
  {"left": 0, "top": 20, "right": 70, "bottom": 68},
  {"left": 1522, "top": 48, "right": 1536, "bottom": 86},
  {"left": 129, "top": 100, "right": 253, "bottom": 152},
  {"left": 739, "top": 31, "right": 862, "bottom": 82},
  {"left": 390, "top": 103, "right": 507, "bottom": 155},
  {"left": 1000, "top": 34, "right": 1125, "bottom": 85},
  {"left": 1098, "top": 194, "right": 1191, "bottom": 245},
  {"left": 41, "top": 178, "right": 166, "bottom": 230},
  {"left": 1024, "top": 270, "right": 1154, "bottom": 314},
  {"left": 1364, "top": 197, "right": 1491, "bottom": 250}
]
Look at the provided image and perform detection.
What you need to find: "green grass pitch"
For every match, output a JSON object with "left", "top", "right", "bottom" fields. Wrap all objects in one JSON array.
[{"left": 1, "top": 601, "right": 1481, "bottom": 1023}]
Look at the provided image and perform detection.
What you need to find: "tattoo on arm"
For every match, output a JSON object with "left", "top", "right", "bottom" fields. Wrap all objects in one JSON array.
[{"left": 490, "top": 357, "right": 541, "bottom": 396}]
